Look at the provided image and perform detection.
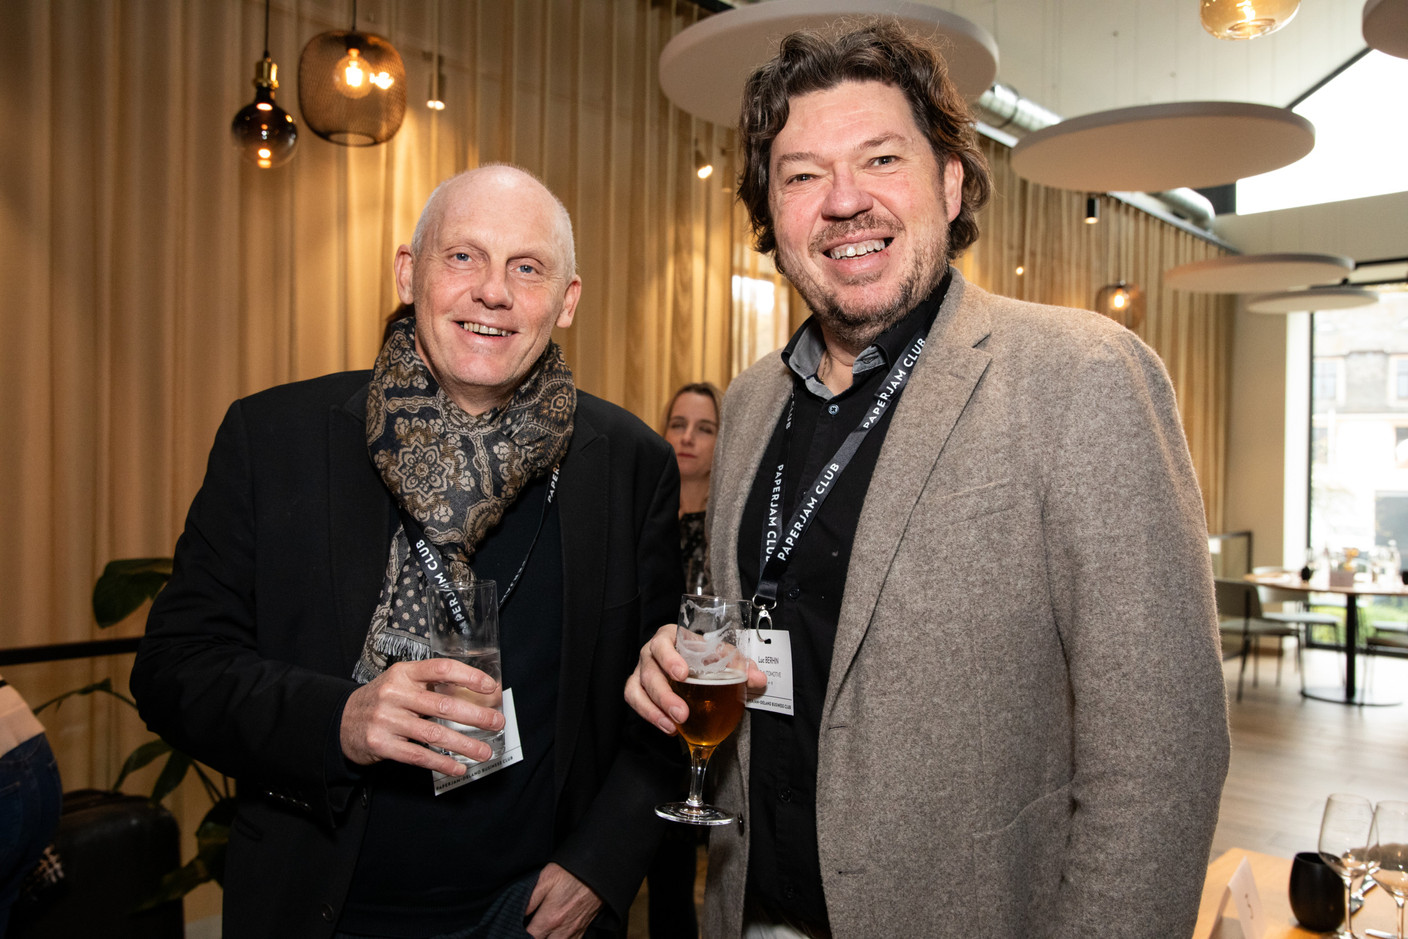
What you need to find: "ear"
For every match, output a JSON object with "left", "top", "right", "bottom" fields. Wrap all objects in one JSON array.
[
  {"left": 555, "top": 276, "right": 581, "bottom": 329},
  {"left": 393, "top": 245, "right": 416, "bottom": 304},
  {"left": 942, "top": 155, "right": 964, "bottom": 223}
]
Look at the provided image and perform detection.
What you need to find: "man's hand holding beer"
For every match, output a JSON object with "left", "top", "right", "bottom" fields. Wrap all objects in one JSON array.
[{"left": 625, "top": 623, "right": 769, "bottom": 735}]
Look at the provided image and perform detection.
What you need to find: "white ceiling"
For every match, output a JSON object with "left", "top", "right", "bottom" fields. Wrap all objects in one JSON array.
[{"left": 918, "top": 0, "right": 1369, "bottom": 120}]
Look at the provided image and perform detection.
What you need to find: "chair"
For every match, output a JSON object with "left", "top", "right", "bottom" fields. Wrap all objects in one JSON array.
[
  {"left": 1251, "top": 566, "right": 1343, "bottom": 689},
  {"left": 1214, "top": 577, "right": 1300, "bottom": 702},
  {"left": 1365, "top": 621, "right": 1408, "bottom": 700}
]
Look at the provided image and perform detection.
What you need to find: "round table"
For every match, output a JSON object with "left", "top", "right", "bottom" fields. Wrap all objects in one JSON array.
[{"left": 1243, "top": 570, "right": 1404, "bottom": 706}]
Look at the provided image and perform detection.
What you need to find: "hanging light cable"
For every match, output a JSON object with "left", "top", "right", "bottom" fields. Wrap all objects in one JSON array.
[
  {"left": 230, "top": 0, "right": 298, "bottom": 169},
  {"left": 298, "top": 0, "right": 407, "bottom": 146},
  {"left": 1200, "top": 0, "right": 1301, "bottom": 40}
]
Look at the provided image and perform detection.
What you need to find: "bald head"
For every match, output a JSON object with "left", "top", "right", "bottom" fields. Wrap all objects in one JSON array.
[
  {"left": 392, "top": 164, "right": 582, "bottom": 415},
  {"left": 411, "top": 164, "right": 577, "bottom": 278}
]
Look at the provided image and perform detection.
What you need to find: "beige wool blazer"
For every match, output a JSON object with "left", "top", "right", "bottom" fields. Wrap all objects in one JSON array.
[{"left": 702, "top": 271, "right": 1230, "bottom": 938}]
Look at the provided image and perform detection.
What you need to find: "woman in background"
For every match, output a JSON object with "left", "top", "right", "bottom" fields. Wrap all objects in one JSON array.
[
  {"left": 646, "top": 381, "right": 722, "bottom": 938},
  {"left": 662, "top": 382, "right": 722, "bottom": 596}
]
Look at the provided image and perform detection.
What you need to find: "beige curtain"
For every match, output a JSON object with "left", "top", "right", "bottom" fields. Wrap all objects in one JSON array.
[
  {"left": 1, "top": 1, "right": 741, "bottom": 920},
  {"left": 0, "top": 2, "right": 1230, "bottom": 921}
]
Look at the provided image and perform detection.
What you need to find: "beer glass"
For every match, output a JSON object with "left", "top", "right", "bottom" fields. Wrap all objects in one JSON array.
[
  {"left": 655, "top": 594, "right": 750, "bottom": 826},
  {"left": 1319, "top": 793, "right": 1376, "bottom": 939}
]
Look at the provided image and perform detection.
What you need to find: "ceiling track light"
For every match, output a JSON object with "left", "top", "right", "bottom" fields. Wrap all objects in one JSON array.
[
  {"left": 1200, "top": 0, "right": 1301, "bottom": 40},
  {"left": 426, "top": 52, "right": 447, "bottom": 110},
  {"left": 298, "top": 0, "right": 407, "bottom": 146},
  {"left": 1085, "top": 196, "right": 1100, "bottom": 224},
  {"left": 230, "top": 0, "right": 298, "bottom": 169},
  {"left": 694, "top": 143, "right": 714, "bottom": 180}
]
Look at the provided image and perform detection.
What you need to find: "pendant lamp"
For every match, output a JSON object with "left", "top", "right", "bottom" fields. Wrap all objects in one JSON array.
[
  {"left": 230, "top": 0, "right": 298, "bottom": 168},
  {"left": 1200, "top": 0, "right": 1301, "bottom": 40},
  {"left": 298, "top": 1, "right": 407, "bottom": 146},
  {"left": 1096, "top": 282, "right": 1145, "bottom": 331}
]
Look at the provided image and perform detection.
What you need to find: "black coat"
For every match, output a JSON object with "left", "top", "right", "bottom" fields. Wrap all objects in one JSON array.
[{"left": 131, "top": 372, "right": 683, "bottom": 938}]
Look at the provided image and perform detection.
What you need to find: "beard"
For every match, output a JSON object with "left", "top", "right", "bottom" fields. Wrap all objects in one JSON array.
[{"left": 776, "top": 210, "right": 949, "bottom": 352}]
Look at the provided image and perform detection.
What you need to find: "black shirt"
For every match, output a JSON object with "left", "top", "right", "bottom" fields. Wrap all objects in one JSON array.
[
  {"left": 736, "top": 277, "right": 947, "bottom": 932},
  {"left": 340, "top": 473, "right": 564, "bottom": 937}
]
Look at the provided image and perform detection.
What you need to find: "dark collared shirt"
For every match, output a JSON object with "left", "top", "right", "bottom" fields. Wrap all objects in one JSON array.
[{"left": 737, "top": 274, "right": 949, "bottom": 932}]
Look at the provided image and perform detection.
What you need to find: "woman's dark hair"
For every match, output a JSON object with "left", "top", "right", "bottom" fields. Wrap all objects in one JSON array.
[
  {"left": 736, "top": 21, "right": 991, "bottom": 261},
  {"left": 662, "top": 382, "right": 723, "bottom": 435}
]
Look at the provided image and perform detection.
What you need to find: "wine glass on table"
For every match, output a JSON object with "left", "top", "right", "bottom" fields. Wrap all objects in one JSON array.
[
  {"left": 1320, "top": 793, "right": 1377, "bottom": 939},
  {"left": 1370, "top": 800, "right": 1408, "bottom": 939},
  {"left": 655, "top": 593, "right": 750, "bottom": 826}
]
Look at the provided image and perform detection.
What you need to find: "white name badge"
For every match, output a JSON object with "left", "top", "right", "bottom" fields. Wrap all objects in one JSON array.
[
  {"left": 739, "top": 629, "right": 794, "bottom": 716},
  {"left": 432, "top": 688, "right": 524, "bottom": 795}
]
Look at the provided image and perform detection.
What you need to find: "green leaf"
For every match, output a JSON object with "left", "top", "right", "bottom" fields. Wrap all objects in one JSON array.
[
  {"left": 196, "top": 798, "right": 236, "bottom": 886},
  {"left": 111, "top": 738, "right": 173, "bottom": 792},
  {"left": 134, "top": 799, "right": 236, "bottom": 907},
  {"left": 92, "top": 557, "right": 173, "bottom": 628},
  {"left": 31, "top": 678, "right": 138, "bottom": 715},
  {"left": 148, "top": 750, "right": 194, "bottom": 805},
  {"left": 136, "top": 856, "right": 210, "bottom": 910}
]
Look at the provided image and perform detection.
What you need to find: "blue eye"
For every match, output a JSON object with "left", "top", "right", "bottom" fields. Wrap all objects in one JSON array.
[
  {"left": 515, "top": 264, "right": 539, "bottom": 275},
  {"left": 453, "top": 252, "right": 470, "bottom": 261}
]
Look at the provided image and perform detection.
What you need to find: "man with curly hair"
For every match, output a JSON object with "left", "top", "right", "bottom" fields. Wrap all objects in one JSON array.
[{"left": 627, "top": 23, "right": 1229, "bottom": 939}]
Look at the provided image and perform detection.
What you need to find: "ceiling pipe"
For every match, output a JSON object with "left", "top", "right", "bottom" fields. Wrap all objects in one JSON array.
[{"left": 976, "top": 83, "right": 1217, "bottom": 230}]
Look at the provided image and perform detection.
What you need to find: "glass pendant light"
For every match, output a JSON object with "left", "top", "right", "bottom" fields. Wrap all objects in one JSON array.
[
  {"left": 298, "top": 0, "right": 407, "bottom": 146},
  {"left": 1096, "top": 281, "right": 1146, "bottom": 330},
  {"left": 230, "top": 0, "right": 297, "bottom": 169},
  {"left": 1200, "top": 0, "right": 1301, "bottom": 40}
]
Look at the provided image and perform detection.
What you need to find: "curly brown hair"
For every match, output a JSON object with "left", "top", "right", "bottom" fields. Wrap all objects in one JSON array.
[{"left": 737, "top": 21, "right": 991, "bottom": 261}]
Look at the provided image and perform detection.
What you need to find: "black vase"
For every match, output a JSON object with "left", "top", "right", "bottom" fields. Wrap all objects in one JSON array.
[{"left": 1289, "top": 851, "right": 1346, "bottom": 933}]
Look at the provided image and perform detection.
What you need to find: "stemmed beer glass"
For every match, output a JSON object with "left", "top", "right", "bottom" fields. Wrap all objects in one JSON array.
[
  {"left": 1319, "top": 793, "right": 1377, "bottom": 939},
  {"left": 655, "top": 594, "right": 750, "bottom": 826},
  {"left": 1370, "top": 801, "right": 1408, "bottom": 939}
]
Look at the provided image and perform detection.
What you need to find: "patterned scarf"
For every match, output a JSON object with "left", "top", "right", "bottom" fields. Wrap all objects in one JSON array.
[{"left": 353, "top": 316, "right": 575, "bottom": 683}]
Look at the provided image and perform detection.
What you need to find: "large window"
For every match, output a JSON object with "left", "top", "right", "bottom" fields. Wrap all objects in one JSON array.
[{"left": 1310, "top": 293, "right": 1408, "bottom": 552}]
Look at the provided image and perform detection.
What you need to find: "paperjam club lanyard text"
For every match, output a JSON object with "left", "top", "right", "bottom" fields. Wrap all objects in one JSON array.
[
  {"left": 397, "top": 465, "right": 559, "bottom": 622},
  {"left": 751, "top": 330, "right": 926, "bottom": 629}
]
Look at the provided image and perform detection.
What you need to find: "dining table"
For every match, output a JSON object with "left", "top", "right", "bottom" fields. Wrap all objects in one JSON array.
[
  {"left": 1195, "top": 848, "right": 1399, "bottom": 938},
  {"left": 1244, "top": 569, "right": 1405, "bottom": 706}
]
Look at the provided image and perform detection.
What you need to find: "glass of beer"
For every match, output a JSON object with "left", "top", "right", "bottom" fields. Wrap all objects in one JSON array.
[{"left": 655, "top": 593, "right": 750, "bottom": 825}]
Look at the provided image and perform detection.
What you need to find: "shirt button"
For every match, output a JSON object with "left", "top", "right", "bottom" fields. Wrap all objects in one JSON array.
[
  {"left": 779, "top": 787, "right": 793, "bottom": 803},
  {"left": 786, "top": 586, "right": 801, "bottom": 600},
  {"left": 827, "top": 404, "right": 839, "bottom": 415},
  {"left": 320, "top": 903, "right": 335, "bottom": 922}
]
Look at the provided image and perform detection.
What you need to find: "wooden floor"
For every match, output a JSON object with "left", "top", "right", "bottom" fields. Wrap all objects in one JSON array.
[
  {"left": 626, "top": 644, "right": 1408, "bottom": 937},
  {"left": 1212, "top": 643, "right": 1408, "bottom": 859}
]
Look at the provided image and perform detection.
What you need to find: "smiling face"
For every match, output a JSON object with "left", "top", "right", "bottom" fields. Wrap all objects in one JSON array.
[
  {"left": 395, "top": 167, "right": 580, "bottom": 415},
  {"left": 664, "top": 391, "right": 719, "bottom": 484},
  {"left": 768, "top": 80, "right": 963, "bottom": 353}
]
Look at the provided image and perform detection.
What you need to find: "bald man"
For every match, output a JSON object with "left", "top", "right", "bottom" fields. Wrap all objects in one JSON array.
[{"left": 133, "top": 166, "right": 682, "bottom": 939}]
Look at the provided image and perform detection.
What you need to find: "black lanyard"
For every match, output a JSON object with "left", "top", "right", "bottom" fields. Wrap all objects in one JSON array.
[
  {"left": 398, "top": 465, "right": 559, "bottom": 625},
  {"left": 752, "top": 332, "right": 926, "bottom": 627}
]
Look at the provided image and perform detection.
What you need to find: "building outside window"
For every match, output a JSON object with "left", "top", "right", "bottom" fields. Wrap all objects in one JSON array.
[{"left": 1310, "top": 293, "right": 1408, "bottom": 557}]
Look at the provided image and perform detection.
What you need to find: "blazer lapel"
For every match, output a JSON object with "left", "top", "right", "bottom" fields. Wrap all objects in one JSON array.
[
  {"left": 328, "top": 387, "right": 395, "bottom": 675},
  {"left": 553, "top": 411, "right": 607, "bottom": 795},
  {"left": 825, "top": 274, "right": 994, "bottom": 715},
  {"left": 711, "top": 362, "right": 792, "bottom": 605}
]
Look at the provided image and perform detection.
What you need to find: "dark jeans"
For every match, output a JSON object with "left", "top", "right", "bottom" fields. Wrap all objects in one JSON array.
[{"left": 0, "top": 733, "right": 62, "bottom": 937}]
